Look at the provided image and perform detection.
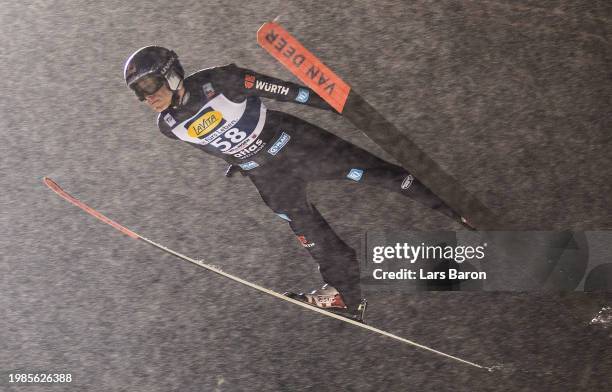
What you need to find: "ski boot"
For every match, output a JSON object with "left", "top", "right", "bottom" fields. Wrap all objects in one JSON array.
[{"left": 284, "top": 284, "right": 368, "bottom": 323}]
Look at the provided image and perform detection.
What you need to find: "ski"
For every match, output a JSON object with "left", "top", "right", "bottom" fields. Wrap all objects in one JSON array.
[
  {"left": 43, "top": 176, "right": 494, "bottom": 371},
  {"left": 257, "top": 22, "right": 499, "bottom": 229}
]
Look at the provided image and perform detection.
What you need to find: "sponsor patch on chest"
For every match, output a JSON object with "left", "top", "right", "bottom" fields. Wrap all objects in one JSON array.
[
  {"left": 163, "top": 113, "right": 176, "bottom": 126},
  {"left": 186, "top": 110, "right": 224, "bottom": 138}
]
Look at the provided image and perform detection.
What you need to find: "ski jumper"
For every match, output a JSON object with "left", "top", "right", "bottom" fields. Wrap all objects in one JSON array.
[{"left": 157, "top": 64, "right": 463, "bottom": 307}]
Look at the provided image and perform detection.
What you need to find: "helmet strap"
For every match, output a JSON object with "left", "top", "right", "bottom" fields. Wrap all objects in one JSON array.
[
  {"left": 166, "top": 70, "right": 182, "bottom": 91},
  {"left": 170, "top": 80, "right": 185, "bottom": 108}
]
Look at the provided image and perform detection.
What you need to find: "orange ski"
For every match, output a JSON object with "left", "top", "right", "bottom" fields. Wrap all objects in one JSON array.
[
  {"left": 44, "top": 177, "right": 139, "bottom": 239},
  {"left": 257, "top": 22, "right": 498, "bottom": 229},
  {"left": 257, "top": 22, "right": 351, "bottom": 113}
]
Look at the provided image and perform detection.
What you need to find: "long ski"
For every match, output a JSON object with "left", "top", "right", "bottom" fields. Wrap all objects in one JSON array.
[
  {"left": 43, "top": 176, "right": 495, "bottom": 371},
  {"left": 257, "top": 22, "right": 499, "bottom": 229}
]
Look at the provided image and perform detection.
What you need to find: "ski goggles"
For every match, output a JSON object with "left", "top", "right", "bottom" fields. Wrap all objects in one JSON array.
[{"left": 131, "top": 75, "right": 166, "bottom": 101}]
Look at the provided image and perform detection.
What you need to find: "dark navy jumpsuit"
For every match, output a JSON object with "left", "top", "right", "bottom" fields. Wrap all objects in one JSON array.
[{"left": 157, "top": 64, "right": 463, "bottom": 308}]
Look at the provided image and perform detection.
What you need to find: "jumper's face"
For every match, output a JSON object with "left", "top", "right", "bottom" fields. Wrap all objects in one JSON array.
[{"left": 135, "top": 76, "right": 173, "bottom": 112}]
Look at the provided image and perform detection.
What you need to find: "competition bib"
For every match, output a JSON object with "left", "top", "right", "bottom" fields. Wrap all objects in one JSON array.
[{"left": 171, "top": 94, "right": 267, "bottom": 157}]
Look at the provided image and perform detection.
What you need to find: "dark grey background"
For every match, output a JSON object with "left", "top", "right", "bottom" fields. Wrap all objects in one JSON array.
[{"left": 1, "top": 1, "right": 611, "bottom": 391}]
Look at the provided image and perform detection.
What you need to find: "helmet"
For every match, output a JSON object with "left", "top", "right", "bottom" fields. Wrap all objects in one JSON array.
[{"left": 123, "top": 46, "right": 185, "bottom": 101}]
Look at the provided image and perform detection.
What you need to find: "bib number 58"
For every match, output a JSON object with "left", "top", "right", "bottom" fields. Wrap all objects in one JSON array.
[{"left": 210, "top": 128, "right": 247, "bottom": 152}]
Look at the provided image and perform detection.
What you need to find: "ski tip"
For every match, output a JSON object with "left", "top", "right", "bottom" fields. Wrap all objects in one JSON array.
[
  {"left": 43, "top": 177, "right": 63, "bottom": 193},
  {"left": 43, "top": 176, "right": 56, "bottom": 187},
  {"left": 259, "top": 21, "right": 278, "bottom": 29},
  {"left": 256, "top": 21, "right": 280, "bottom": 42}
]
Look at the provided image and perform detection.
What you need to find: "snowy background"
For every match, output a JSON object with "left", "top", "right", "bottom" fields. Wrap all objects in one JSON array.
[{"left": 1, "top": 1, "right": 611, "bottom": 390}]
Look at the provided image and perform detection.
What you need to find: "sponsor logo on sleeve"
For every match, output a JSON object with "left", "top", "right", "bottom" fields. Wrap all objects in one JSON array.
[
  {"left": 267, "top": 132, "right": 291, "bottom": 155},
  {"left": 244, "top": 74, "right": 290, "bottom": 95},
  {"left": 244, "top": 74, "right": 255, "bottom": 89},
  {"left": 202, "top": 83, "right": 216, "bottom": 98},
  {"left": 346, "top": 168, "right": 364, "bottom": 182},
  {"left": 163, "top": 113, "right": 176, "bottom": 127},
  {"left": 239, "top": 161, "right": 259, "bottom": 170},
  {"left": 254, "top": 80, "right": 289, "bottom": 95},
  {"left": 295, "top": 88, "right": 310, "bottom": 103},
  {"left": 187, "top": 110, "right": 223, "bottom": 138},
  {"left": 401, "top": 174, "right": 414, "bottom": 190}
]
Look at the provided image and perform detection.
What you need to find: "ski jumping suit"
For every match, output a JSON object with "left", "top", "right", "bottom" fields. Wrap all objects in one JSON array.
[{"left": 157, "top": 64, "right": 463, "bottom": 308}]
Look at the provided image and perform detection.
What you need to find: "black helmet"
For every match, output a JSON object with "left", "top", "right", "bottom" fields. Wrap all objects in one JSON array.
[{"left": 123, "top": 46, "right": 185, "bottom": 101}]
